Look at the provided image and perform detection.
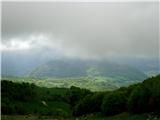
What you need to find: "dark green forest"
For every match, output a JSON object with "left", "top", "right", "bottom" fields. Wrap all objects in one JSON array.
[{"left": 1, "top": 75, "right": 160, "bottom": 120}]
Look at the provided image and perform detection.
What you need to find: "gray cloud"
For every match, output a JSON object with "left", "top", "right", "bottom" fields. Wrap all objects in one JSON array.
[{"left": 2, "top": 2, "right": 159, "bottom": 59}]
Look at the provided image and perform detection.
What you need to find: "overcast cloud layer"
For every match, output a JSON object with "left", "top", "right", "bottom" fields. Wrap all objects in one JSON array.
[{"left": 2, "top": 2, "right": 159, "bottom": 60}]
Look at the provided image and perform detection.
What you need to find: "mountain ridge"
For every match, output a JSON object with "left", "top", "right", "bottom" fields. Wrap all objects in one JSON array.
[{"left": 29, "top": 59, "right": 147, "bottom": 82}]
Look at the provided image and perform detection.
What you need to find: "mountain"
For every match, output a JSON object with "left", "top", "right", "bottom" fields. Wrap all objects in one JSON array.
[
  {"left": 30, "top": 59, "right": 147, "bottom": 82},
  {"left": 2, "top": 50, "right": 159, "bottom": 78},
  {"left": 1, "top": 50, "right": 54, "bottom": 77},
  {"left": 113, "top": 57, "right": 160, "bottom": 76}
]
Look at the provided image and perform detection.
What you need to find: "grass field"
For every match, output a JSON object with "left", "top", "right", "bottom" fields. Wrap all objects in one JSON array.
[
  {"left": 1, "top": 76, "right": 140, "bottom": 91},
  {"left": 2, "top": 113, "right": 160, "bottom": 120},
  {"left": 77, "top": 113, "right": 160, "bottom": 120},
  {"left": 1, "top": 115, "right": 69, "bottom": 120}
]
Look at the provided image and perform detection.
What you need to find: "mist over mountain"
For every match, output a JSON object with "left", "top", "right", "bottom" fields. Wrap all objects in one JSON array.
[
  {"left": 2, "top": 50, "right": 159, "bottom": 77},
  {"left": 1, "top": 2, "right": 159, "bottom": 79},
  {"left": 1, "top": 2, "right": 160, "bottom": 120},
  {"left": 29, "top": 59, "right": 147, "bottom": 81}
]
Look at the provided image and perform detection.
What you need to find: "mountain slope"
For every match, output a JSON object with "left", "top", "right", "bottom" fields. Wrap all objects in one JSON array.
[{"left": 30, "top": 59, "right": 147, "bottom": 82}]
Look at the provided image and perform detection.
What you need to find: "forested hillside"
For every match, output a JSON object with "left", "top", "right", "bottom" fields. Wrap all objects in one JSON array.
[{"left": 1, "top": 75, "right": 160, "bottom": 120}]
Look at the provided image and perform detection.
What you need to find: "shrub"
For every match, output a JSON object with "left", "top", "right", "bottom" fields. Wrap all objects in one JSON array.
[
  {"left": 128, "top": 75, "right": 160, "bottom": 114},
  {"left": 101, "top": 91, "right": 127, "bottom": 116},
  {"left": 66, "top": 86, "right": 92, "bottom": 106},
  {"left": 73, "top": 92, "right": 106, "bottom": 116},
  {"left": 128, "top": 85, "right": 150, "bottom": 114}
]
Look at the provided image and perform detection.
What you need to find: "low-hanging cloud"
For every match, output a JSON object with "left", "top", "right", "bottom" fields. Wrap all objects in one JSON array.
[{"left": 2, "top": 2, "right": 159, "bottom": 60}]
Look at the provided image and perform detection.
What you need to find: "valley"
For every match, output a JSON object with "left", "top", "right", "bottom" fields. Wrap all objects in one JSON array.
[{"left": 2, "top": 76, "right": 145, "bottom": 91}]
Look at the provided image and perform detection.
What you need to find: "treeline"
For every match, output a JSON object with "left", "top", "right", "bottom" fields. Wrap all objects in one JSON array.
[
  {"left": 72, "top": 75, "right": 160, "bottom": 116},
  {"left": 1, "top": 75, "right": 160, "bottom": 118},
  {"left": 1, "top": 80, "right": 71, "bottom": 117}
]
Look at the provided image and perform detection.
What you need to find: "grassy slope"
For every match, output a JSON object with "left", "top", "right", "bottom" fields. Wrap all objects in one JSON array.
[
  {"left": 77, "top": 113, "right": 160, "bottom": 120},
  {"left": 1, "top": 115, "right": 69, "bottom": 120},
  {"left": 2, "top": 113, "right": 159, "bottom": 120}
]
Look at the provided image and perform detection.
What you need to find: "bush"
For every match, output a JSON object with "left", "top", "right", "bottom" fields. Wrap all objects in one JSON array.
[
  {"left": 128, "top": 75, "right": 160, "bottom": 114},
  {"left": 1, "top": 80, "right": 37, "bottom": 102},
  {"left": 128, "top": 85, "right": 150, "bottom": 114},
  {"left": 101, "top": 91, "right": 127, "bottom": 116},
  {"left": 1, "top": 102, "right": 15, "bottom": 115},
  {"left": 73, "top": 92, "right": 106, "bottom": 116},
  {"left": 66, "top": 86, "right": 92, "bottom": 106}
]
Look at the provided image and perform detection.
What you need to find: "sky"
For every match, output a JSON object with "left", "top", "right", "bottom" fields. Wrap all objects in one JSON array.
[{"left": 1, "top": 2, "right": 159, "bottom": 60}]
